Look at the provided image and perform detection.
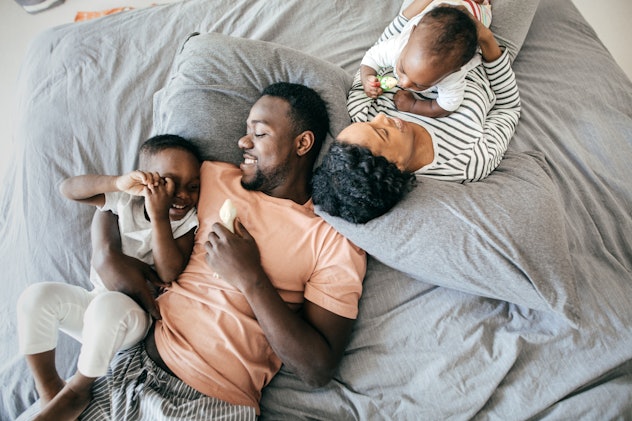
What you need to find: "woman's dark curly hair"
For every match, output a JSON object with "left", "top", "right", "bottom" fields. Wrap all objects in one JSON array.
[{"left": 312, "top": 141, "right": 416, "bottom": 224}]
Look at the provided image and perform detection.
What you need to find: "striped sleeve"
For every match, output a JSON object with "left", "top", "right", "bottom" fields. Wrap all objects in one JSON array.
[
  {"left": 375, "top": 13, "right": 408, "bottom": 44},
  {"left": 465, "top": 49, "right": 521, "bottom": 181}
]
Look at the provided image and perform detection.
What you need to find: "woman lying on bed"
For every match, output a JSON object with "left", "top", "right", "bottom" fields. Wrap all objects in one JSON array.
[{"left": 312, "top": 8, "right": 521, "bottom": 224}]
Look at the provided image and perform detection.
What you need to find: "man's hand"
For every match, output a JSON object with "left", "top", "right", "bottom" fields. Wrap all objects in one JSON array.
[
  {"left": 204, "top": 220, "right": 266, "bottom": 292},
  {"left": 204, "top": 218, "right": 356, "bottom": 387},
  {"left": 91, "top": 210, "right": 164, "bottom": 320}
]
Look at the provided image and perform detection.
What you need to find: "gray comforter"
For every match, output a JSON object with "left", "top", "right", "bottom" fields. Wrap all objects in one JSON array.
[{"left": 1, "top": 0, "right": 631, "bottom": 419}]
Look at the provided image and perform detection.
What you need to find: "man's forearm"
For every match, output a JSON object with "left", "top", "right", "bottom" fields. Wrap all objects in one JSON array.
[
  {"left": 91, "top": 209, "right": 162, "bottom": 319},
  {"left": 241, "top": 275, "right": 346, "bottom": 387}
]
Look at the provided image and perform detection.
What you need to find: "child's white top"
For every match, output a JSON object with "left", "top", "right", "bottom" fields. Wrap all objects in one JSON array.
[{"left": 89, "top": 191, "right": 198, "bottom": 288}]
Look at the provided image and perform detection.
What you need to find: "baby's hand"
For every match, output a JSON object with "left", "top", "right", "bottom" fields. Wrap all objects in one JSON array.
[
  {"left": 393, "top": 90, "right": 416, "bottom": 112},
  {"left": 116, "top": 170, "right": 162, "bottom": 196},
  {"left": 363, "top": 74, "right": 383, "bottom": 99}
]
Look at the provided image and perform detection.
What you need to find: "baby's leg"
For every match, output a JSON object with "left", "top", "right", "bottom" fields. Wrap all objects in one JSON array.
[{"left": 17, "top": 282, "right": 92, "bottom": 404}]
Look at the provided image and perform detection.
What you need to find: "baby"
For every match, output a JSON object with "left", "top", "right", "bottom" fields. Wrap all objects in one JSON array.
[
  {"left": 361, "top": 0, "right": 492, "bottom": 118},
  {"left": 16, "top": 134, "right": 202, "bottom": 421}
]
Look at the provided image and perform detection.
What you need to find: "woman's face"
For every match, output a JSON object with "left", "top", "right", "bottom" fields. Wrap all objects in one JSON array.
[{"left": 336, "top": 113, "right": 417, "bottom": 171}]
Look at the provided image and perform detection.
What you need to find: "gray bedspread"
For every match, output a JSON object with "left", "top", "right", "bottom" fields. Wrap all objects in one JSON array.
[{"left": 1, "top": 0, "right": 631, "bottom": 419}]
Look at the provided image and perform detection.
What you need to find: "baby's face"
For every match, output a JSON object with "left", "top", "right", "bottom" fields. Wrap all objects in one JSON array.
[{"left": 144, "top": 148, "right": 201, "bottom": 221}]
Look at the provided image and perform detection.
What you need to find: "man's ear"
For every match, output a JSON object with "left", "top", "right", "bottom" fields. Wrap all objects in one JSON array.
[{"left": 295, "top": 131, "right": 315, "bottom": 157}]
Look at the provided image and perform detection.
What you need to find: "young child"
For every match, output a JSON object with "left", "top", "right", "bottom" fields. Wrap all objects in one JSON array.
[
  {"left": 16, "top": 134, "right": 202, "bottom": 421},
  {"left": 361, "top": 0, "right": 492, "bottom": 118}
]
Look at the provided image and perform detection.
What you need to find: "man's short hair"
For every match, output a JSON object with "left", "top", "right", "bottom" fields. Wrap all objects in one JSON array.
[
  {"left": 312, "top": 141, "right": 416, "bottom": 224},
  {"left": 261, "top": 82, "right": 330, "bottom": 159}
]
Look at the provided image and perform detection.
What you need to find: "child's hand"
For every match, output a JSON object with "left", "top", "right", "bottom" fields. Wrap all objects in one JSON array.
[
  {"left": 393, "top": 90, "right": 417, "bottom": 112},
  {"left": 363, "top": 74, "right": 383, "bottom": 99},
  {"left": 143, "top": 177, "right": 175, "bottom": 221},
  {"left": 117, "top": 170, "right": 162, "bottom": 196}
]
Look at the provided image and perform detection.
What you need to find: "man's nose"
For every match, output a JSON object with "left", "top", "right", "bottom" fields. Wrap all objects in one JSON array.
[{"left": 238, "top": 134, "right": 253, "bottom": 149}]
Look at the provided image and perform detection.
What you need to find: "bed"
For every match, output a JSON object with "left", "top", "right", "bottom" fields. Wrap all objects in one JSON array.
[{"left": 1, "top": 0, "right": 631, "bottom": 419}]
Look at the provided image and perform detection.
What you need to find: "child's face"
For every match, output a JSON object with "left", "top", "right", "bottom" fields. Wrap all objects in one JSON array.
[
  {"left": 142, "top": 148, "right": 201, "bottom": 221},
  {"left": 396, "top": 25, "right": 461, "bottom": 91}
]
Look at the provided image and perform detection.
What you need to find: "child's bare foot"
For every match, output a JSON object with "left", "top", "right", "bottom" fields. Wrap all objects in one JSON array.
[{"left": 34, "top": 375, "right": 94, "bottom": 421}]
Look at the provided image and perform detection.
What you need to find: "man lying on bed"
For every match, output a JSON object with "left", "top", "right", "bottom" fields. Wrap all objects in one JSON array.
[
  {"left": 21, "top": 82, "right": 366, "bottom": 421},
  {"left": 312, "top": 5, "right": 521, "bottom": 223}
]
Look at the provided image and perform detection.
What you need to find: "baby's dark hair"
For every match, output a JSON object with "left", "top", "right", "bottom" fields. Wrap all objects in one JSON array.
[
  {"left": 139, "top": 134, "right": 202, "bottom": 163},
  {"left": 312, "top": 141, "right": 416, "bottom": 224},
  {"left": 419, "top": 6, "right": 478, "bottom": 68},
  {"left": 261, "top": 82, "right": 330, "bottom": 161}
]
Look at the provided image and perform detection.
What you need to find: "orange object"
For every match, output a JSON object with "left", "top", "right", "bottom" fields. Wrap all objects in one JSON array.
[{"left": 74, "top": 7, "right": 134, "bottom": 22}]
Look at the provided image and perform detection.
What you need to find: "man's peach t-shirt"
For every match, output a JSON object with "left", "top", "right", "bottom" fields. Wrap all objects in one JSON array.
[{"left": 154, "top": 161, "right": 366, "bottom": 412}]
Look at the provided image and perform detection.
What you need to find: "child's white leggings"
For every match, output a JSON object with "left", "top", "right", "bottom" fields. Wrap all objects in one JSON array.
[{"left": 17, "top": 282, "right": 151, "bottom": 377}]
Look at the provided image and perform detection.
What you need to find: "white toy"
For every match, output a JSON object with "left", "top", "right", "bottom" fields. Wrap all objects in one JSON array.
[{"left": 219, "top": 198, "right": 237, "bottom": 233}]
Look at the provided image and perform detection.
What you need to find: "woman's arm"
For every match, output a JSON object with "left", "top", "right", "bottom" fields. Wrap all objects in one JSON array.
[
  {"left": 401, "top": 0, "right": 434, "bottom": 19},
  {"left": 475, "top": 19, "right": 502, "bottom": 62},
  {"left": 463, "top": 49, "right": 521, "bottom": 181}
]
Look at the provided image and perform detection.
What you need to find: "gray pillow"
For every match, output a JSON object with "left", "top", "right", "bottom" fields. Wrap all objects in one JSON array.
[
  {"left": 399, "top": 0, "right": 541, "bottom": 61},
  {"left": 317, "top": 151, "right": 580, "bottom": 327},
  {"left": 153, "top": 32, "right": 353, "bottom": 165}
]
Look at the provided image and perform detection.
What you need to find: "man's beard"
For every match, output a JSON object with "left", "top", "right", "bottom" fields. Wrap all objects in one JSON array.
[{"left": 241, "top": 163, "right": 290, "bottom": 194}]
